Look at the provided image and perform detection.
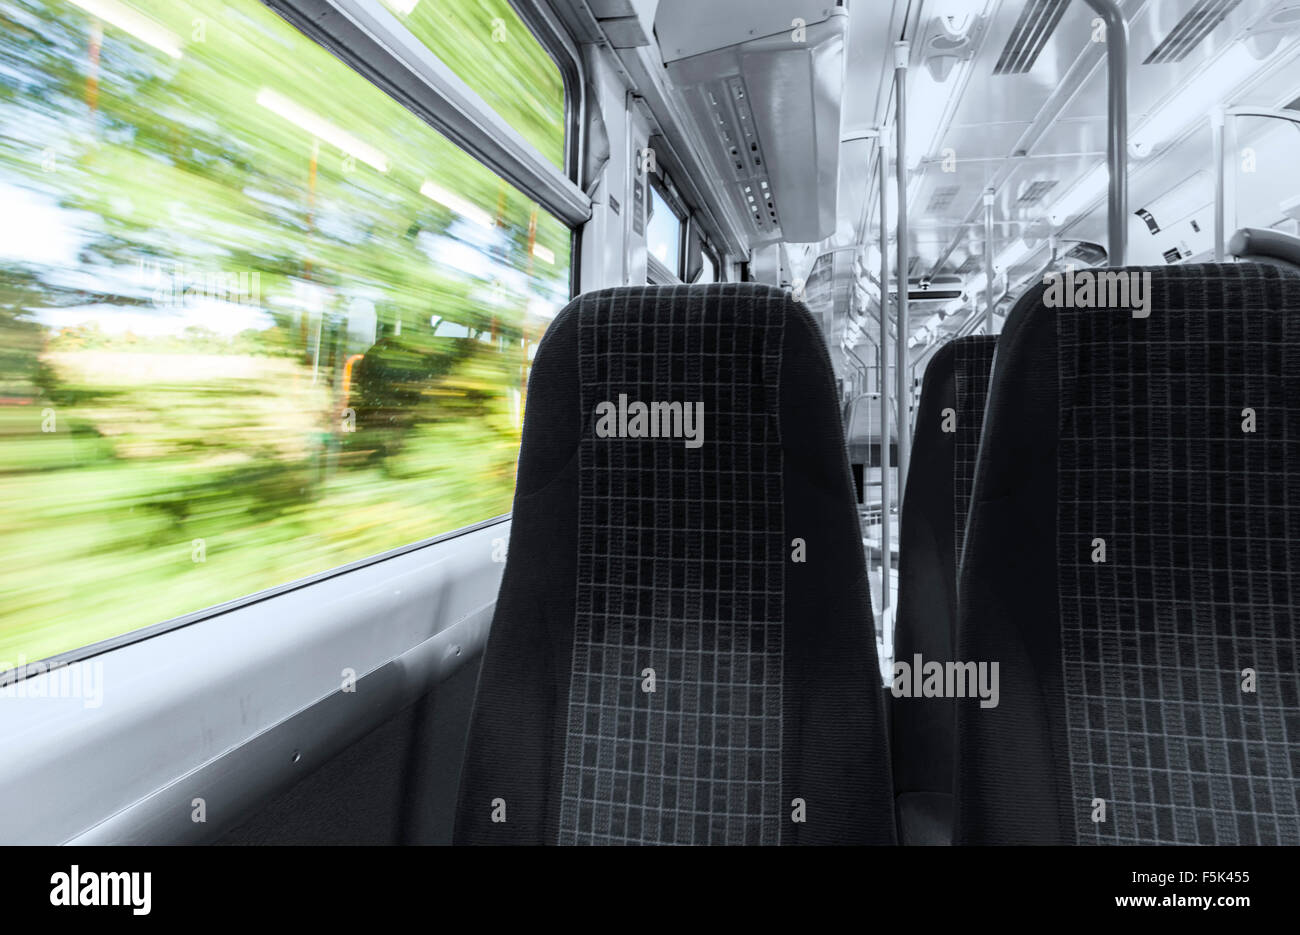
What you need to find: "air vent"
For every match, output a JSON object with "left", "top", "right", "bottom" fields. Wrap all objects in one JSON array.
[
  {"left": 993, "top": 0, "right": 1069, "bottom": 75},
  {"left": 739, "top": 179, "right": 779, "bottom": 231},
  {"left": 1161, "top": 246, "right": 1183, "bottom": 264},
  {"left": 666, "top": 7, "right": 846, "bottom": 242},
  {"left": 1065, "top": 241, "right": 1107, "bottom": 265},
  {"left": 704, "top": 78, "right": 779, "bottom": 233},
  {"left": 926, "top": 185, "right": 960, "bottom": 213},
  {"left": 908, "top": 287, "right": 963, "bottom": 301},
  {"left": 710, "top": 77, "right": 767, "bottom": 178},
  {"left": 1017, "top": 179, "right": 1059, "bottom": 205},
  {"left": 1144, "top": 0, "right": 1243, "bottom": 64}
]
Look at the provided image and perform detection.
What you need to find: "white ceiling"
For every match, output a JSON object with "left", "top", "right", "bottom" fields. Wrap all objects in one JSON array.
[{"left": 833, "top": 0, "right": 1300, "bottom": 354}]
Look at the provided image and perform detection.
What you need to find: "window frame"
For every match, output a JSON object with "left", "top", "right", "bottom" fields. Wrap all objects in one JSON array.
[
  {"left": 683, "top": 213, "right": 724, "bottom": 284},
  {"left": 646, "top": 173, "right": 687, "bottom": 282},
  {"left": 696, "top": 236, "right": 722, "bottom": 284},
  {"left": 504, "top": 0, "right": 584, "bottom": 187},
  {"left": 502, "top": 1, "right": 584, "bottom": 297},
  {"left": 264, "top": 0, "right": 590, "bottom": 228},
  {"left": 0, "top": 517, "right": 508, "bottom": 843},
  {"left": 0, "top": 514, "right": 511, "bottom": 683}
]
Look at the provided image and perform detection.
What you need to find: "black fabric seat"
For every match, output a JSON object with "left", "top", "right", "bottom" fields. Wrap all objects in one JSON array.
[
  {"left": 454, "top": 283, "right": 896, "bottom": 845},
  {"left": 954, "top": 263, "right": 1300, "bottom": 844},
  {"left": 891, "top": 334, "right": 996, "bottom": 844}
]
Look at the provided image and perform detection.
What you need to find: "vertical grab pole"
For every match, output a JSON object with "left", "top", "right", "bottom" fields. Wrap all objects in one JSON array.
[
  {"left": 1212, "top": 107, "right": 1226, "bottom": 262},
  {"left": 1082, "top": 0, "right": 1128, "bottom": 266},
  {"left": 1225, "top": 114, "right": 1239, "bottom": 247},
  {"left": 878, "top": 130, "right": 892, "bottom": 616},
  {"left": 983, "top": 188, "right": 996, "bottom": 335},
  {"left": 894, "top": 41, "right": 911, "bottom": 506}
]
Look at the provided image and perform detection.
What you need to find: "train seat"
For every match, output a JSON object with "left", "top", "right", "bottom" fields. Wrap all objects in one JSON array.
[
  {"left": 954, "top": 263, "right": 1300, "bottom": 844},
  {"left": 1229, "top": 227, "right": 1300, "bottom": 274},
  {"left": 891, "top": 334, "right": 997, "bottom": 844},
  {"left": 454, "top": 283, "right": 896, "bottom": 844}
]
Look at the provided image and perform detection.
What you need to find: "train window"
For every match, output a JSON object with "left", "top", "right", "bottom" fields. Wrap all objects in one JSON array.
[
  {"left": 646, "top": 182, "right": 684, "bottom": 278},
  {"left": 0, "top": 0, "right": 571, "bottom": 665},
  {"left": 381, "top": 0, "right": 566, "bottom": 169},
  {"left": 696, "top": 246, "right": 719, "bottom": 284}
]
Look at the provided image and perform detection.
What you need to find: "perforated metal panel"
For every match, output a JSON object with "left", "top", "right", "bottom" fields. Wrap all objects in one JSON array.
[{"left": 702, "top": 77, "right": 781, "bottom": 235}]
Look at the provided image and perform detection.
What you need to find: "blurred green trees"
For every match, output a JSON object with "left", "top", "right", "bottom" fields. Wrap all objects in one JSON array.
[{"left": 0, "top": 0, "right": 569, "bottom": 663}]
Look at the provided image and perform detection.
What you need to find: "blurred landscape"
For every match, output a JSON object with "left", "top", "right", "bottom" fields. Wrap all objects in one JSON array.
[{"left": 0, "top": 0, "right": 570, "bottom": 663}]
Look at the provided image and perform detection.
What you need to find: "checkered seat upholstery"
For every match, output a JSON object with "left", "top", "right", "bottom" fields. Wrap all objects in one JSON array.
[
  {"left": 892, "top": 334, "right": 996, "bottom": 843},
  {"left": 454, "top": 284, "right": 896, "bottom": 845},
  {"left": 954, "top": 264, "right": 1300, "bottom": 844}
]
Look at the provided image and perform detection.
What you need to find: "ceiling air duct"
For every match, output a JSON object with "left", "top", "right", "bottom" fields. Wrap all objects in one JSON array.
[
  {"left": 655, "top": 0, "right": 848, "bottom": 244},
  {"left": 993, "top": 0, "right": 1069, "bottom": 75},
  {"left": 1144, "top": 0, "right": 1244, "bottom": 64}
]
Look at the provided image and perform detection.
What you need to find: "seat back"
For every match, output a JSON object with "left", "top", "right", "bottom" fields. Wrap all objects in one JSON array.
[
  {"left": 454, "top": 284, "right": 895, "bottom": 845},
  {"left": 1229, "top": 227, "right": 1300, "bottom": 273},
  {"left": 955, "top": 263, "right": 1300, "bottom": 844},
  {"left": 891, "top": 334, "right": 996, "bottom": 842}
]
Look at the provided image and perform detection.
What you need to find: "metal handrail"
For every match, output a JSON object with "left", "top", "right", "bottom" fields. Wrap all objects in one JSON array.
[
  {"left": 878, "top": 127, "right": 893, "bottom": 614},
  {"left": 1213, "top": 106, "right": 1300, "bottom": 260},
  {"left": 894, "top": 41, "right": 912, "bottom": 498},
  {"left": 1082, "top": 0, "right": 1129, "bottom": 266}
]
